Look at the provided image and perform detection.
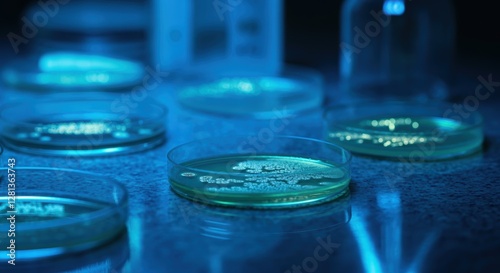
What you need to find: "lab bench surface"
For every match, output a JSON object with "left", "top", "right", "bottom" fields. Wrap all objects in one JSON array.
[{"left": 0, "top": 72, "right": 499, "bottom": 273}]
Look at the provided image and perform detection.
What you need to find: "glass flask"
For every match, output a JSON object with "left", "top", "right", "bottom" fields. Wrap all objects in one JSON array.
[{"left": 339, "top": 0, "right": 456, "bottom": 102}]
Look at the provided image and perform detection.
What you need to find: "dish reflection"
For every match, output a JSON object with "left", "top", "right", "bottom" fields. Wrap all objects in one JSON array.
[
  {"left": 0, "top": 229, "right": 130, "bottom": 273},
  {"left": 350, "top": 192, "right": 439, "bottom": 273},
  {"left": 165, "top": 192, "right": 352, "bottom": 273}
]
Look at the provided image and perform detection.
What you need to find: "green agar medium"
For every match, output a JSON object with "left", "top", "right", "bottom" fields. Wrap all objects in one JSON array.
[
  {"left": 0, "top": 196, "right": 125, "bottom": 256},
  {"left": 169, "top": 155, "right": 350, "bottom": 208},
  {"left": 326, "top": 116, "right": 483, "bottom": 159}
]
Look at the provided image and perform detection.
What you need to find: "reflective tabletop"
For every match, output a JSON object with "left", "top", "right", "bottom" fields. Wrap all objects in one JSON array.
[{"left": 0, "top": 67, "right": 499, "bottom": 273}]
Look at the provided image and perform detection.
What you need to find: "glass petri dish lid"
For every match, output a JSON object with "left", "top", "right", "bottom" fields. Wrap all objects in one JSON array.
[
  {"left": 0, "top": 93, "right": 167, "bottom": 156},
  {"left": 324, "top": 101, "right": 484, "bottom": 160},
  {"left": 0, "top": 167, "right": 128, "bottom": 261},
  {"left": 167, "top": 136, "right": 351, "bottom": 209},
  {"left": 175, "top": 66, "right": 324, "bottom": 119}
]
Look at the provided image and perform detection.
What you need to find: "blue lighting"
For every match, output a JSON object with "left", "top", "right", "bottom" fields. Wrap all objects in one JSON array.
[
  {"left": 377, "top": 192, "right": 402, "bottom": 273},
  {"left": 349, "top": 208, "right": 383, "bottom": 273},
  {"left": 127, "top": 216, "right": 142, "bottom": 272},
  {"left": 377, "top": 192, "right": 401, "bottom": 211},
  {"left": 352, "top": 192, "right": 438, "bottom": 273},
  {"left": 383, "top": 0, "right": 405, "bottom": 16},
  {"left": 406, "top": 232, "right": 439, "bottom": 273}
]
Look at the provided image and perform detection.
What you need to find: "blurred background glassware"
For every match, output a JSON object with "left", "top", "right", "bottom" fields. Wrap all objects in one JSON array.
[
  {"left": 151, "top": 0, "right": 327, "bottom": 143},
  {"left": 152, "top": 0, "right": 283, "bottom": 76},
  {"left": 339, "top": 0, "right": 456, "bottom": 102},
  {"left": 2, "top": 0, "right": 149, "bottom": 92},
  {"left": 28, "top": 0, "right": 149, "bottom": 64}
]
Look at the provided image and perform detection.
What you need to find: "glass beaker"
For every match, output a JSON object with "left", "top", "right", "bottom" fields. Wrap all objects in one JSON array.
[{"left": 339, "top": 0, "right": 456, "bottom": 102}]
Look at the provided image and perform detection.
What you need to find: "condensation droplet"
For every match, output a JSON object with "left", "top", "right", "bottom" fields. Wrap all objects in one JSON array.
[{"left": 181, "top": 172, "right": 196, "bottom": 177}]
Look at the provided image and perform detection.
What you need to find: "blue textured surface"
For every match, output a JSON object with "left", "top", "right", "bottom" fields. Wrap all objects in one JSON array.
[{"left": 0, "top": 69, "right": 499, "bottom": 273}]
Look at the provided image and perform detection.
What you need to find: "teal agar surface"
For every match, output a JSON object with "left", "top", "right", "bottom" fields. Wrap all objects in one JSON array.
[
  {"left": 178, "top": 77, "right": 321, "bottom": 117},
  {"left": 1, "top": 119, "right": 164, "bottom": 156},
  {"left": 326, "top": 116, "right": 482, "bottom": 159},
  {"left": 169, "top": 155, "right": 350, "bottom": 208}
]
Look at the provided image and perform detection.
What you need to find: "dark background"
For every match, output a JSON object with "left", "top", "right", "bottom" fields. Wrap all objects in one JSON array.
[{"left": 0, "top": 0, "right": 498, "bottom": 69}]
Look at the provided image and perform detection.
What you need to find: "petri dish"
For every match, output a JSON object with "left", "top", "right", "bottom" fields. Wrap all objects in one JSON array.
[
  {"left": 0, "top": 93, "right": 167, "bottom": 156},
  {"left": 2, "top": 52, "right": 144, "bottom": 91},
  {"left": 175, "top": 66, "right": 323, "bottom": 118},
  {"left": 324, "top": 101, "right": 484, "bottom": 159},
  {"left": 167, "top": 136, "right": 351, "bottom": 209},
  {"left": 0, "top": 167, "right": 128, "bottom": 261}
]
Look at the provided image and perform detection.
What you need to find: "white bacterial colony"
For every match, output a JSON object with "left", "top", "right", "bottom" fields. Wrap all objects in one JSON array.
[{"left": 182, "top": 158, "right": 346, "bottom": 193}]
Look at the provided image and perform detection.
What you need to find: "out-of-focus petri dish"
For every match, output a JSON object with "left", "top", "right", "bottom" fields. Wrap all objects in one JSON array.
[
  {"left": 167, "top": 136, "right": 351, "bottom": 209},
  {"left": 2, "top": 52, "right": 144, "bottom": 91},
  {"left": 0, "top": 168, "right": 128, "bottom": 261},
  {"left": 0, "top": 94, "right": 167, "bottom": 156},
  {"left": 176, "top": 66, "right": 323, "bottom": 118},
  {"left": 324, "top": 101, "right": 483, "bottom": 159}
]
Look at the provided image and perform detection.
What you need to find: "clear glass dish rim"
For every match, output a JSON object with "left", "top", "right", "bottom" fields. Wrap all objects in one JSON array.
[
  {"left": 0, "top": 167, "right": 128, "bottom": 231},
  {"left": 167, "top": 135, "right": 352, "bottom": 177},
  {"left": 0, "top": 95, "right": 168, "bottom": 128},
  {"left": 323, "top": 100, "right": 484, "bottom": 135}
]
